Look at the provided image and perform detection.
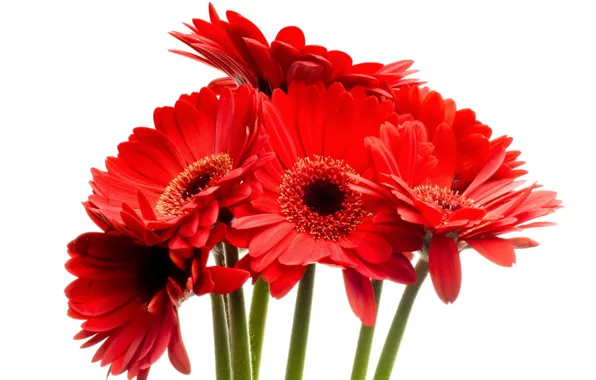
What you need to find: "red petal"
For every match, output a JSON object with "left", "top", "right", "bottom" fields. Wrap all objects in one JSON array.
[
  {"left": 248, "top": 222, "right": 296, "bottom": 257},
  {"left": 275, "top": 26, "right": 305, "bottom": 48},
  {"left": 208, "top": 266, "right": 250, "bottom": 294},
  {"left": 225, "top": 227, "right": 259, "bottom": 248},
  {"left": 346, "top": 232, "right": 392, "bottom": 264},
  {"left": 449, "top": 207, "right": 486, "bottom": 222},
  {"left": 428, "top": 235, "right": 461, "bottom": 304},
  {"left": 429, "top": 123, "right": 456, "bottom": 187},
  {"left": 231, "top": 214, "right": 286, "bottom": 229},
  {"left": 466, "top": 237, "right": 516, "bottom": 267},
  {"left": 463, "top": 149, "right": 507, "bottom": 197},
  {"left": 268, "top": 264, "right": 307, "bottom": 298},
  {"left": 168, "top": 321, "right": 191, "bottom": 375},
  {"left": 508, "top": 237, "right": 539, "bottom": 248},
  {"left": 278, "top": 233, "right": 315, "bottom": 266},
  {"left": 343, "top": 269, "right": 376, "bottom": 326}
]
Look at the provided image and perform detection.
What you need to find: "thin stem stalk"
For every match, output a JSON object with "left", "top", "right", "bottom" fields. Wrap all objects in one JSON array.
[
  {"left": 223, "top": 243, "right": 253, "bottom": 380},
  {"left": 350, "top": 280, "right": 384, "bottom": 380},
  {"left": 284, "top": 265, "right": 316, "bottom": 380},
  {"left": 372, "top": 260, "right": 429, "bottom": 380}
]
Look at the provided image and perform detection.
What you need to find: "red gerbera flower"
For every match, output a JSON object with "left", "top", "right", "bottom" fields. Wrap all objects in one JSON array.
[
  {"left": 170, "top": 3, "right": 419, "bottom": 98},
  {"left": 392, "top": 85, "right": 527, "bottom": 188},
  {"left": 227, "top": 82, "right": 422, "bottom": 326},
  {"left": 359, "top": 120, "right": 561, "bottom": 303},
  {"left": 85, "top": 85, "right": 272, "bottom": 257},
  {"left": 65, "top": 231, "right": 249, "bottom": 379}
]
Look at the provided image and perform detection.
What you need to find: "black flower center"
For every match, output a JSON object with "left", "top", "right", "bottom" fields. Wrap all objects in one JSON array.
[
  {"left": 302, "top": 179, "right": 346, "bottom": 216},
  {"left": 182, "top": 172, "right": 213, "bottom": 200},
  {"left": 138, "top": 247, "right": 185, "bottom": 298},
  {"left": 278, "top": 155, "right": 366, "bottom": 240}
]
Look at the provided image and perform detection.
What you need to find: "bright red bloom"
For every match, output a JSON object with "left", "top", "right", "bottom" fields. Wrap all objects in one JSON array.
[
  {"left": 65, "top": 231, "right": 249, "bottom": 379},
  {"left": 392, "top": 85, "right": 527, "bottom": 189},
  {"left": 359, "top": 120, "right": 561, "bottom": 303},
  {"left": 170, "top": 4, "right": 418, "bottom": 98},
  {"left": 85, "top": 85, "right": 272, "bottom": 258},
  {"left": 228, "top": 82, "right": 422, "bottom": 326}
]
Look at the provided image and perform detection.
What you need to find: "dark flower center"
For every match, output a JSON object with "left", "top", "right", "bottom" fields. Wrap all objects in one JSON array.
[
  {"left": 138, "top": 247, "right": 186, "bottom": 298},
  {"left": 302, "top": 179, "right": 346, "bottom": 216},
  {"left": 182, "top": 173, "right": 212, "bottom": 200},
  {"left": 156, "top": 153, "right": 233, "bottom": 216},
  {"left": 278, "top": 155, "right": 366, "bottom": 240}
]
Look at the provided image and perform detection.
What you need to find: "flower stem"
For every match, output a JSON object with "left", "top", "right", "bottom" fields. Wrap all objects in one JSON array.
[
  {"left": 249, "top": 276, "right": 270, "bottom": 380},
  {"left": 223, "top": 243, "right": 253, "bottom": 380},
  {"left": 372, "top": 259, "right": 429, "bottom": 380},
  {"left": 214, "top": 245, "right": 232, "bottom": 334},
  {"left": 350, "top": 280, "right": 384, "bottom": 380},
  {"left": 284, "top": 264, "right": 316, "bottom": 380},
  {"left": 211, "top": 293, "right": 232, "bottom": 380}
]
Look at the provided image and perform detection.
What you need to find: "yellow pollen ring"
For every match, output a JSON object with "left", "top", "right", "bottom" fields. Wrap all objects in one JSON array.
[{"left": 155, "top": 153, "right": 232, "bottom": 217}]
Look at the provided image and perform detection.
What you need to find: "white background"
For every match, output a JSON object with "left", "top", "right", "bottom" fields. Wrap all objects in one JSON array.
[{"left": 1, "top": 0, "right": 594, "bottom": 379}]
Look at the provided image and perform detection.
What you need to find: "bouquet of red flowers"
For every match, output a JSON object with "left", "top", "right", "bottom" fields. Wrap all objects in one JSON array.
[{"left": 64, "top": 4, "right": 561, "bottom": 380}]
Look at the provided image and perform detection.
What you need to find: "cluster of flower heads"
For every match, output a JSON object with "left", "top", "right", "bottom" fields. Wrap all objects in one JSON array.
[{"left": 65, "top": 4, "right": 561, "bottom": 379}]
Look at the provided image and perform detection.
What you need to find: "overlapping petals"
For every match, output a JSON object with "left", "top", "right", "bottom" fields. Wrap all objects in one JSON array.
[
  {"left": 392, "top": 85, "right": 527, "bottom": 189},
  {"left": 85, "top": 85, "right": 273, "bottom": 257},
  {"left": 65, "top": 232, "right": 250, "bottom": 379},
  {"left": 358, "top": 120, "right": 561, "bottom": 303},
  {"left": 227, "top": 82, "right": 422, "bottom": 326},
  {"left": 170, "top": 4, "right": 419, "bottom": 97}
]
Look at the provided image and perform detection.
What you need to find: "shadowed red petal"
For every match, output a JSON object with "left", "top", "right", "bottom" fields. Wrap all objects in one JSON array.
[
  {"left": 428, "top": 235, "right": 461, "bottom": 304},
  {"left": 343, "top": 269, "right": 376, "bottom": 326},
  {"left": 168, "top": 322, "right": 191, "bottom": 375},
  {"left": 267, "top": 264, "right": 307, "bottom": 298}
]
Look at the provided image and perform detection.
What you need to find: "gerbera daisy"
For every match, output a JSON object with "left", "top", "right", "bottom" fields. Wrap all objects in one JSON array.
[
  {"left": 359, "top": 120, "right": 561, "bottom": 303},
  {"left": 85, "top": 85, "right": 273, "bottom": 258},
  {"left": 227, "top": 82, "right": 422, "bottom": 326},
  {"left": 65, "top": 230, "right": 249, "bottom": 379},
  {"left": 392, "top": 85, "right": 527, "bottom": 188},
  {"left": 169, "top": 3, "right": 419, "bottom": 98}
]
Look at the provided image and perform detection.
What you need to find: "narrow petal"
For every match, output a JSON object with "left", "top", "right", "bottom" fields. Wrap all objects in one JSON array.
[
  {"left": 428, "top": 235, "right": 461, "bottom": 304},
  {"left": 343, "top": 269, "right": 376, "bottom": 326},
  {"left": 168, "top": 321, "right": 191, "bottom": 375},
  {"left": 231, "top": 214, "right": 287, "bottom": 229}
]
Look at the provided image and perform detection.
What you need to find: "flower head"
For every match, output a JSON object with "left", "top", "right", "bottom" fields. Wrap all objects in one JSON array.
[
  {"left": 392, "top": 85, "right": 527, "bottom": 188},
  {"left": 170, "top": 4, "right": 418, "bottom": 97},
  {"left": 65, "top": 231, "right": 249, "bottom": 379},
  {"left": 85, "top": 85, "right": 273, "bottom": 257},
  {"left": 360, "top": 118, "right": 561, "bottom": 303},
  {"left": 228, "top": 82, "right": 422, "bottom": 326}
]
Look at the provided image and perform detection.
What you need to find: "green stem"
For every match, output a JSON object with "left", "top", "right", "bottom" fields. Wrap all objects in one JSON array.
[
  {"left": 214, "top": 245, "right": 232, "bottom": 334},
  {"left": 211, "top": 293, "right": 232, "bottom": 380},
  {"left": 223, "top": 243, "right": 253, "bottom": 380},
  {"left": 372, "top": 259, "right": 429, "bottom": 380},
  {"left": 284, "top": 265, "right": 316, "bottom": 380},
  {"left": 350, "top": 280, "right": 384, "bottom": 380},
  {"left": 249, "top": 277, "right": 270, "bottom": 380}
]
